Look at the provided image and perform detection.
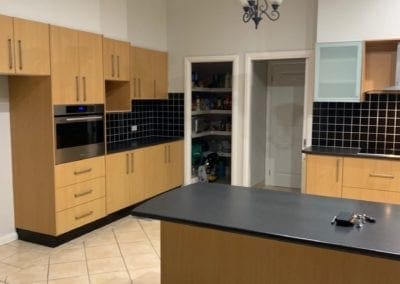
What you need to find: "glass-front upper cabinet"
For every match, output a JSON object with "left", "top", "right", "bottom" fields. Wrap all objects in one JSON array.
[{"left": 315, "top": 41, "right": 363, "bottom": 102}]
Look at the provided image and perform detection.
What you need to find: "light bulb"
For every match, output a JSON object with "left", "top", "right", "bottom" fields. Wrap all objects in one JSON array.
[
  {"left": 238, "top": 0, "right": 249, "bottom": 7},
  {"left": 269, "top": 0, "right": 283, "bottom": 6}
]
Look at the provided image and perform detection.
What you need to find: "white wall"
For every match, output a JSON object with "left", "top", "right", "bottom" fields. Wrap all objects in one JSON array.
[
  {"left": 127, "top": 0, "right": 168, "bottom": 51},
  {"left": 250, "top": 62, "right": 268, "bottom": 186},
  {"left": 317, "top": 0, "right": 400, "bottom": 42},
  {"left": 0, "top": 77, "right": 15, "bottom": 244},
  {"left": 100, "top": 0, "right": 128, "bottom": 40}
]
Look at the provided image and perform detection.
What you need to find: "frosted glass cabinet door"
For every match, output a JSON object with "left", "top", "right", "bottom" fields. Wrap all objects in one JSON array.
[{"left": 315, "top": 42, "right": 363, "bottom": 102}]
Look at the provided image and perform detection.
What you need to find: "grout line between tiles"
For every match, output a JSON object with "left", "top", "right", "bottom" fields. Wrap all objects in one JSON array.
[
  {"left": 138, "top": 221, "right": 160, "bottom": 259},
  {"left": 83, "top": 240, "right": 91, "bottom": 284},
  {"left": 111, "top": 229, "right": 133, "bottom": 283}
]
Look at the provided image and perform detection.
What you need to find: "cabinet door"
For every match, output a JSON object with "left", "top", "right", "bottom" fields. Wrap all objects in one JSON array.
[
  {"left": 165, "top": 141, "right": 184, "bottom": 190},
  {"left": 115, "top": 41, "right": 130, "bottom": 81},
  {"left": 0, "top": 15, "right": 15, "bottom": 74},
  {"left": 103, "top": 38, "right": 116, "bottom": 80},
  {"left": 153, "top": 50, "right": 168, "bottom": 99},
  {"left": 13, "top": 18, "right": 50, "bottom": 75},
  {"left": 306, "top": 155, "right": 343, "bottom": 198},
  {"left": 50, "top": 26, "right": 80, "bottom": 105},
  {"left": 134, "top": 47, "right": 154, "bottom": 99},
  {"left": 106, "top": 152, "right": 132, "bottom": 214},
  {"left": 315, "top": 42, "right": 363, "bottom": 102},
  {"left": 143, "top": 145, "right": 166, "bottom": 199},
  {"left": 130, "top": 149, "right": 146, "bottom": 204},
  {"left": 78, "top": 31, "right": 104, "bottom": 104}
]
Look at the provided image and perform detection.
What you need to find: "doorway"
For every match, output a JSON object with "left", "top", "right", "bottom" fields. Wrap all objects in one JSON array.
[{"left": 243, "top": 51, "right": 314, "bottom": 192}]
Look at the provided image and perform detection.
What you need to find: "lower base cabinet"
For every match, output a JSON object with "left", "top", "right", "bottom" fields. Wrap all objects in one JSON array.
[{"left": 106, "top": 140, "right": 184, "bottom": 214}]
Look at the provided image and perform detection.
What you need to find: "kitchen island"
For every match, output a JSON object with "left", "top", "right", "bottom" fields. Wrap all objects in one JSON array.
[{"left": 132, "top": 183, "right": 400, "bottom": 284}]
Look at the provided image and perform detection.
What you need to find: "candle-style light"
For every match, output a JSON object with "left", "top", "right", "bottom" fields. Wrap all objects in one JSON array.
[{"left": 239, "top": 0, "right": 283, "bottom": 29}]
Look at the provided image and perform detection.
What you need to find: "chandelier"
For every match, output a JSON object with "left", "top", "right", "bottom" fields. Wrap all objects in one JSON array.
[{"left": 239, "top": 0, "right": 283, "bottom": 29}]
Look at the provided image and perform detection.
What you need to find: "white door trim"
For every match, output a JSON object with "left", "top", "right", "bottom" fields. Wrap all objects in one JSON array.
[
  {"left": 184, "top": 55, "right": 240, "bottom": 186},
  {"left": 243, "top": 50, "right": 314, "bottom": 190}
]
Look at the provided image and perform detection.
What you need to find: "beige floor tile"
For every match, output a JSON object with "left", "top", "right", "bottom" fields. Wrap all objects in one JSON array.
[
  {"left": 90, "top": 271, "right": 131, "bottom": 284},
  {"left": 130, "top": 266, "right": 160, "bottom": 284},
  {"left": 119, "top": 241, "right": 155, "bottom": 257},
  {"left": 87, "top": 257, "right": 126, "bottom": 274},
  {"left": 84, "top": 230, "right": 116, "bottom": 247},
  {"left": 150, "top": 240, "right": 161, "bottom": 257},
  {"left": 115, "top": 230, "right": 148, "bottom": 244},
  {"left": 139, "top": 219, "right": 160, "bottom": 231},
  {"left": 2, "top": 250, "right": 47, "bottom": 269},
  {"left": 112, "top": 218, "right": 142, "bottom": 233},
  {"left": 0, "top": 245, "right": 19, "bottom": 261},
  {"left": 48, "top": 275, "right": 89, "bottom": 284},
  {"left": 0, "top": 262, "right": 20, "bottom": 279},
  {"left": 50, "top": 248, "right": 85, "bottom": 264},
  {"left": 85, "top": 244, "right": 121, "bottom": 260},
  {"left": 124, "top": 252, "right": 160, "bottom": 271},
  {"left": 5, "top": 264, "right": 48, "bottom": 284},
  {"left": 48, "top": 261, "right": 87, "bottom": 280},
  {"left": 7, "top": 241, "right": 52, "bottom": 254},
  {"left": 144, "top": 229, "right": 160, "bottom": 241}
]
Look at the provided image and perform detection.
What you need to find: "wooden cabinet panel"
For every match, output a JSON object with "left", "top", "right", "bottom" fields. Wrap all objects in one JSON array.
[
  {"left": 134, "top": 47, "right": 154, "bottom": 99},
  {"left": 78, "top": 31, "right": 104, "bottom": 104},
  {"left": 306, "top": 155, "right": 342, "bottom": 198},
  {"left": 55, "top": 156, "right": 105, "bottom": 188},
  {"left": 143, "top": 145, "right": 166, "bottom": 198},
  {"left": 0, "top": 15, "right": 14, "bottom": 74},
  {"left": 153, "top": 50, "right": 168, "bottom": 99},
  {"left": 165, "top": 141, "right": 184, "bottom": 190},
  {"left": 56, "top": 197, "right": 105, "bottom": 235},
  {"left": 342, "top": 187, "right": 400, "bottom": 205},
  {"left": 103, "top": 38, "right": 130, "bottom": 81},
  {"left": 55, "top": 177, "right": 105, "bottom": 212},
  {"left": 50, "top": 26, "right": 80, "bottom": 105},
  {"left": 343, "top": 158, "right": 400, "bottom": 191},
  {"left": 13, "top": 18, "right": 50, "bottom": 75},
  {"left": 130, "top": 149, "right": 146, "bottom": 204},
  {"left": 106, "top": 152, "right": 132, "bottom": 214}
]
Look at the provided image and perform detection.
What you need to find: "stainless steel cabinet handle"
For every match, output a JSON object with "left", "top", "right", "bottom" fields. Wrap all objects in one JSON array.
[
  {"left": 164, "top": 146, "right": 167, "bottom": 163},
  {"left": 75, "top": 211, "right": 93, "bottom": 220},
  {"left": 75, "top": 76, "right": 80, "bottom": 101},
  {"left": 117, "top": 55, "right": 120, "bottom": 78},
  {"left": 126, "top": 154, "right": 129, "bottom": 174},
  {"left": 8, "top": 39, "right": 12, "bottom": 70},
  {"left": 154, "top": 80, "right": 156, "bottom": 98},
  {"left": 168, "top": 145, "right": 171, "bottom": 163},
  {"left": 74, "top": 168, "right": 92, "bottom": 175},
  {"left": 82, "top": 76, "right": 87, "bottom": 101},
  {"left": 74, "top": 189, "right": 93, "bottom": 198},
  {"left": 369, "top": 173, "right": 394, "bottom": 179},
  {"left": 131, "top": 153, "right": 134, "bottom": 173},
  {"left": 139, "top": 78, "right": 141, "bottom": 98},
  {"left": 133, "top": 78, "right": 136, "bottom": 98},
  {"left": 18, "top": 40, "right": 22, "bottom": 70},
  {"left": 111, "top": 54, "right": 115, "bottom": 77},
  {"left": 336, "top": 159, "right": 340, "bottom": 182}
]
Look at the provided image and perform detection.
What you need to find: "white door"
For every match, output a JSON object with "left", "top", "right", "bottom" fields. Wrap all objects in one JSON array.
[{"left": 265, "top": 61, "right": 305, "bottom": 188}]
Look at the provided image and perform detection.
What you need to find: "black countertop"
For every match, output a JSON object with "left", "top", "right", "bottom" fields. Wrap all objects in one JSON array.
[
  {"left": 107, "top": 136, "right": 183, "bottom": 154},
  {"left": 132, "top": 183, "right": 400, "bottom": 260},
  {"left": 303, "top": 146, "right": 400, "bottom": 160}
]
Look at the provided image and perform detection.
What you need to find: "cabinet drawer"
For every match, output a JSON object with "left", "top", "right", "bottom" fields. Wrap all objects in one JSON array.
[
  {"left": 342, "top": 187, "right": 400, "bottom": 205},
  {"left": 56, "top": 198, "right": 105, "bottom": 235},
  {"left": 55, "top": 156, "right": 105, "bottom": 188},
  {"left": 55, "top": 177, "right": 105, "bottom": 212},
  {"left": 343, "top": 158, "right": 400, "bottom": 192}
]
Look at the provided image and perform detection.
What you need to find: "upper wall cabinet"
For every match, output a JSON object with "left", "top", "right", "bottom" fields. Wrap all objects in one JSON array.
[
  {"left": 51, "top": 26, "right": 104, "bottom": 105},
  {"left": 103, "top": 38, "right": 130, "bottom": 81},
  {"left": 315, "top": 42, "right": 363, "bottom": 102},
  {"left": 0, "top": 15, "right": 50, "bottom": 76},
  {"left": 131, "top": 47, "right": 168, "bottom": 100}
]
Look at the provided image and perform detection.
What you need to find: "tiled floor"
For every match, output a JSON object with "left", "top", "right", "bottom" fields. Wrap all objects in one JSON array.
[
  {"left": 254, "top": 182, "right": 301, "bottom": 194},
  {"left": 0, "top": 217, "right": 160, "bottom": 284}
]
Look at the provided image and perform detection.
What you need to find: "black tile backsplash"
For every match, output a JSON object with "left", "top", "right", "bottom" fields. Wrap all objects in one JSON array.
[
  {"left": 312, "top": 94, "right": 400, "bottom": 153},
  {"left": 106, "top": 93, "right": 184, "bottom": 146}
]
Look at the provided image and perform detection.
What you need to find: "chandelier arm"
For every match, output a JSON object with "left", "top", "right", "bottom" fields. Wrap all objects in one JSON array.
[{"left": 261, "top": 9, "right": 280, "bottom": 21}]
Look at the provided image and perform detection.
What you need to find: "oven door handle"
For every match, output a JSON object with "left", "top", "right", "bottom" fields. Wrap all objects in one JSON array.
[{"left": 62, "top": 116, "right": 103, "bottom": 123}]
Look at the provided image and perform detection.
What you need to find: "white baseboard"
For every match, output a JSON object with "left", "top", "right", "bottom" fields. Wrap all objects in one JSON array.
[{"left": 0, "top": 232, "right": 18, "bottom": 245}]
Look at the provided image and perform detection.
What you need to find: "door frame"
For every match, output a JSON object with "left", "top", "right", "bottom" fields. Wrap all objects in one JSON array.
[
  {"left": 184, "top": 55, "right": 240, "bottom": 186},
  {"left": 243, "top": 50, "right": 314, "bottom": 191}
]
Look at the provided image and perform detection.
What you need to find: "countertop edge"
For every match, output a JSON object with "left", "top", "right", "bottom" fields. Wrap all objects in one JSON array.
[
  {"left": 106, "top": 137, "right": 184, "bottom": 154},
  {"left": 302, "top": 147, "right": 400, "bottom": 161},
  {"left": 132, "top": 210, "right": 400, "bottom": 261}
]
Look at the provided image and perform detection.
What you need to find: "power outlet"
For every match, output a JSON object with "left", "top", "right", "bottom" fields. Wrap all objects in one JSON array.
[{"left": 131, "top": 125, "right": 138, "bottom": 132}]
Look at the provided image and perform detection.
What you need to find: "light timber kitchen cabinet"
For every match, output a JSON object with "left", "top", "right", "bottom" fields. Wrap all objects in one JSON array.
[
  {"left": 0, "top": 15, "right": 50, "bottom": 75},
  {"left": 106, "top": 140, "right": 184, "bottom": 213},
  {"left": 305, "top": 154, "right": 400, "bottom": 205},
  {"left": 103, "top": 38, "right": 130, "bottom": 81},
  {"left": 305, "top": 155, "right": 343, "bottom": 198},
  {"left": 131, "top": 46, "right": 168, "bottom": 100},
  {"left": 50, "top": 26, "right": 104, "bottom": 105}
]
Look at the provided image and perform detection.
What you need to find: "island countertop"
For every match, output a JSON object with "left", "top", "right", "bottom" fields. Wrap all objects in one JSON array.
[{"left": 132, "top": 183, "right": 400, "bottom": 260}]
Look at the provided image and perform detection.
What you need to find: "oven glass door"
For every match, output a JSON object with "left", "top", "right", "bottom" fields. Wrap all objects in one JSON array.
[{"left": 56, "top": 116, "right": 104, "bottom": 150}]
